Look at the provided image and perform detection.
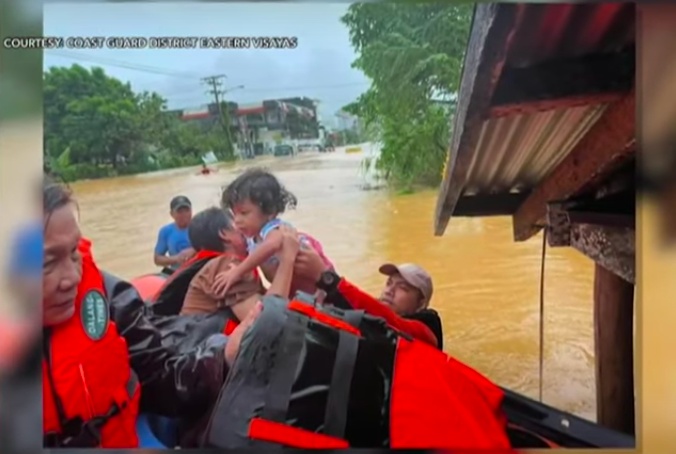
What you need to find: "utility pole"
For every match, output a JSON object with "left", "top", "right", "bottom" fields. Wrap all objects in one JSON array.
[{"left": 202, "top": 74, "right": 234, "bottom": 159}]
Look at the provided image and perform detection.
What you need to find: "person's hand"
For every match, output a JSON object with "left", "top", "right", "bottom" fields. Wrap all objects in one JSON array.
[
  {"left": 172, "top": 247, "right": 195, "bottom": 265},
  {"left": 294, "top": 247, "right": 330, "bottom": 282},
  {"left": 278, "top": 224, "right": 300, "bottom": 260},
  {"left": 211, "top": 266, "right": 242, "bottom": 297},
  {"left": 224, "top": 300, "right": 263, "bottom": 366},
  {"left": 179, "top": 247, "right": 195, "bottom": 260}
]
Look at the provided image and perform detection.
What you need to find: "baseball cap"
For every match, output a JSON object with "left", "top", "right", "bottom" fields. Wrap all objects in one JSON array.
[
  {"left": 170, "top": 195, "right": 192, "bottom": 211},
  {"left": 379, "top": 263, "right": 434, "bottom": 308}
]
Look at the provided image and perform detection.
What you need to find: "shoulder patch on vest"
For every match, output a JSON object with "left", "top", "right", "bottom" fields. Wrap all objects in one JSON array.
[{"left": 81, "top": 289, "right": 109, "bottom": 341}]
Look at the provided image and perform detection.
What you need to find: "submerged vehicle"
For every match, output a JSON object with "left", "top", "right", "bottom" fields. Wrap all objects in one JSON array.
[{"left": 129, "top": 270, "right": 635, "bottom": 450}]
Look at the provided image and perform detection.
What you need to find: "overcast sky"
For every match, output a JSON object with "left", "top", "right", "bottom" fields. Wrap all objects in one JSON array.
[{"left": 43, "top": 2, "right": 370, "bottom": 126}]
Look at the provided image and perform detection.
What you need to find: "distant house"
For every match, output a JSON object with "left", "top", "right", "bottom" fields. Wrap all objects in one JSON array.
[{"left": 171, "top": 97, "right": 320, "bottom": 157}]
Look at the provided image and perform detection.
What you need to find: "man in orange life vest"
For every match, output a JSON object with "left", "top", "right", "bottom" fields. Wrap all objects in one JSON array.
[
  {"left": 41, "top": 176, "right": 261, "bottom": 448},
  {"left": 292, "top": 249, "right": 444, "bottom": 349}
]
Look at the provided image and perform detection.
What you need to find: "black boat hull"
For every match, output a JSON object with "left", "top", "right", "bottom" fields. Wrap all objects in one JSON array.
[{"left": 502, "top": 387, "right": 635, "bottom": 448}]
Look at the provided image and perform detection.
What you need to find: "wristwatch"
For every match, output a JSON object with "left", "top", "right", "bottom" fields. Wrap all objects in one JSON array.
[{"left": 316, "top": 269, "right": 340, "bottom": 293}]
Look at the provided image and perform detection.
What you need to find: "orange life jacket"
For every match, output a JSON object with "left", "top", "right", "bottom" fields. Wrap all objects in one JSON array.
[{"left": 43, "top": 238, "right": 140, "bottom": 448}]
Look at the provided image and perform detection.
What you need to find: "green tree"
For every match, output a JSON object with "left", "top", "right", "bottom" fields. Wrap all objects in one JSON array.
[
  {"left": 44, "top": 65, "right": 142, "bottom": 169},
  {"left": 43, "top": 64, "right": 216, "bottom": 180},
  {"left": 341, "top": 3, "right": 472, "bottom": 189}
]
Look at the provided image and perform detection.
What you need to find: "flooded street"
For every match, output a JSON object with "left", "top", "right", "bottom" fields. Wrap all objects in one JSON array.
[{"left": 72, "top": 149, "right": 596, "bottom": 420}]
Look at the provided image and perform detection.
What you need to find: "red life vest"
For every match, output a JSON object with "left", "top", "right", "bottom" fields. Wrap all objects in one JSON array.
[
  {"left": 43, "top": 238, "right": 140, "bottom": 448},
  {"left": 183, "top": 249, "right": 225, "bottom": 270}
]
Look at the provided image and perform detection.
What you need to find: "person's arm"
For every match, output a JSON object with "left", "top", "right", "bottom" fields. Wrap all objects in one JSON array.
[
  {"left": 153, "top": 226, "right": 178, "bottom": 268},
  {"left": 334, "top": 278, "right": 439, "bottom": 348},
  {"left": 265, "top": 226, "right": 300, "bottom": 298},
  {"left": 293, "top": 249, "right": 438, "bottom": 347},
  {"left": 212, "top": 229, "right": 283, "bottom": 295},
  {"left": 235, "top": 229, "right": 283, "bottom": 278},
  {"left": 106, "top": 275, "right": 230, "bottom": 417}
]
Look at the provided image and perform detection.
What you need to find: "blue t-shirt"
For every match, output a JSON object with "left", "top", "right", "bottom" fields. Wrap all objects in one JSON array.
[
  {"left": 8, "top": 222, "right": 43, "bottom": 278},
  {"left": 154, "top": 223, "right": 191, "bottom": 262}
]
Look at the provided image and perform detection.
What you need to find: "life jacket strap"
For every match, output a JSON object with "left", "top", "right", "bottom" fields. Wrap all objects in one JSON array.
[
  {"left": 322, "top": 310, "right": 363, "bottom": 438},
  {"left": 43, "top": 402, "right": 119, "bottom": 447},
  {"left": 261, "top": 297, "right": 364, "bottom": 442},
  {"left": 43, "top": 348, "right": 139, "bottom": 448},
  {"left": 261, "top": 311, "right": 308, "bottom": 422}
]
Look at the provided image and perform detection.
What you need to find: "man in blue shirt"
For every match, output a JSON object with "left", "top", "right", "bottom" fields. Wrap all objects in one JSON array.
[{"left": 153, "top": 195, "right": 195, "bottom": 272}]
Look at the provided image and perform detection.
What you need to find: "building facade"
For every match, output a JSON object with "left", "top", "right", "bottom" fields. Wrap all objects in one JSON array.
[{"left": 168, "top": 97, "right": 320, "bottom": 157}]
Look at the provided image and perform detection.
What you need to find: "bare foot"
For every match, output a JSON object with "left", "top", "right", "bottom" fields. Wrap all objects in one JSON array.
[{"left": 224, "top": 301, "right": 263, "bottom": 366}]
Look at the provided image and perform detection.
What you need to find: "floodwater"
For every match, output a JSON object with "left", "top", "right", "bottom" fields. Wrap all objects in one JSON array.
[{"left": 72, "top": 149, "right": 596, "bottom": 421}]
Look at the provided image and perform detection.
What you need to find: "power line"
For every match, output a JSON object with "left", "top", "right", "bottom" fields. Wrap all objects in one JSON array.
[
  {"left": 46, "top": 50, "right": 370, "bottom": 93},
  {"left": 46, "top": 50, "right": 369, "bottom": 110},
  {"left": 46, "top": 50, "right": 200, "bottom": 79},
  {"left": 235, "top": 82, "right": 369, "bottom": 93}
]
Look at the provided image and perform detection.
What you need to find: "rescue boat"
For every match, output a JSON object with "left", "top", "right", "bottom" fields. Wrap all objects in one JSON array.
[{"left": 130, "top": 272, "right": 635, "bottom": 450}]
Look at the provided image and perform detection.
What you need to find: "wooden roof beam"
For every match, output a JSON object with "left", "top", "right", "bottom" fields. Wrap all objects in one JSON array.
[
  {"left": 453, "top": 193, "right": 529, "bottom": 217},
  {"left": 547, "top": 202, "right": 635, "bottom": 283},
  {"left": 489, "top": 47, "right": 635, "bottom": 118},
  {"left": 511, "top": 91, "right": 636, "bottom": 242},
  {"left": 434, "top": 4, "right": 524, "bottom": 236}
]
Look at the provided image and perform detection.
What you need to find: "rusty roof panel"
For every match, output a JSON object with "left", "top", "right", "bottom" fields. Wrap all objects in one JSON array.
[
  {"left": 435, "top": 3, "right": 636, "bottom": 235},
  {"left": 462, "top": 103, "right": 608, "bottom": 196},
  {"left": 506, "top": 3, "right": 635, "bottom": 67}
]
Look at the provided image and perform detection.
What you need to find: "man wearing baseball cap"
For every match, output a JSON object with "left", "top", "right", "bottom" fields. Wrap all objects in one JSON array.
[
  {"left": 153, "top": 195, "right": 195, "bottom": 273},
  {"left": 379, "top": 262, "right": 443, "bottom": 349}
]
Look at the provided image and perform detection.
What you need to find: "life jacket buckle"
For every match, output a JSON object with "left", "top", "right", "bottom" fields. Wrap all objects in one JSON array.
[
  {"left": 52, "top": 404, "right": 120, "bottom": 448},
  {"left": 56, "top": 416, "right": 101, "bottom": 447}
]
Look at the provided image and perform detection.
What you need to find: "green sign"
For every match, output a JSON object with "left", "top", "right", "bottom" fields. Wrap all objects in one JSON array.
[{"left": 80, "top": 290, "right": 109, "bottom": 341}]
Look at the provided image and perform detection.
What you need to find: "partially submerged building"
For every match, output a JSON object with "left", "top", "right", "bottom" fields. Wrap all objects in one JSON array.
[{"left": 434, "top": 3, "right": 635, "bottom": 435}]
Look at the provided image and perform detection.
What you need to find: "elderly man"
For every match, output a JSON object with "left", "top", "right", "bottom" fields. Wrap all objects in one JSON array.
[
  {"left": 378, "top": 262, "right": 444, "bottom": 349},
  {"left": 40, "top": 177, "right": 261, "bottom": 448}
]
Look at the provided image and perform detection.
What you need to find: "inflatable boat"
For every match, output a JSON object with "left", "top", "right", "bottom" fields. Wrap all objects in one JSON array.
[{"left": 130, "top": 271, "right": 635, "bottom": 450}]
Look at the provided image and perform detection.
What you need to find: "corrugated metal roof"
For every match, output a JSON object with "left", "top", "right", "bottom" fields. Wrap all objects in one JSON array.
[
  {"left": 463, "top": 3, "right": 634, "bottom": 197},
  {"left": 506, "top": 3, "right": 635, "bottom": 67},
  {"left": 463, "top": 103, "right": 608, "bottom": 196},
  {"left": 435, "top": 3, "right": 635, "bottom": 235}
]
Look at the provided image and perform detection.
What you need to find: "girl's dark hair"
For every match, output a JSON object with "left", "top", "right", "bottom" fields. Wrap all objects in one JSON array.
[
  {"left": 221, "top": 168, "right": 297, "bottom": 215},
  {"left": 43, "top": 174, "right": 75, "bottom": 225},
  {"left": 188, "top": 207, "right": 234, "bottom": 252}
]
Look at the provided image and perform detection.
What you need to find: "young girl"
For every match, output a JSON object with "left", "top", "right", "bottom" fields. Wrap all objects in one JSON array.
[{"left": 211, "top": 168, "right": 334, "bottom": 298}]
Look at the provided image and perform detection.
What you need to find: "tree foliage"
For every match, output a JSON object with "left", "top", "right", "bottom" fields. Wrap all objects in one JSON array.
[
  {"left": 43, "top": 64, "right": 232, "bottom": 181},
  {"left": 341, "top": 3, "right": 472, "bottom": 189}
]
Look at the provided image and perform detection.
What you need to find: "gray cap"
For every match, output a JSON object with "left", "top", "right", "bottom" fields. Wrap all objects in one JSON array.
[
  {"left": 170, "top": 195, "right": 192, "bottom": 211},
  {"left": 379, "top": 262, "right": 434, "bottom": 308}
]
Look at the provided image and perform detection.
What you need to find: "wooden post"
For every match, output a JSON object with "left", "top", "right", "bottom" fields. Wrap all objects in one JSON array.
[{"left": 594, "top": 263, "right": 635, "bottom": 435}]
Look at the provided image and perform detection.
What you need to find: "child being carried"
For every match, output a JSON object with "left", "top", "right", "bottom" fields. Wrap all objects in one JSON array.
[{"left": 211, "top": 168, "right": 334, "bottom": 298}]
